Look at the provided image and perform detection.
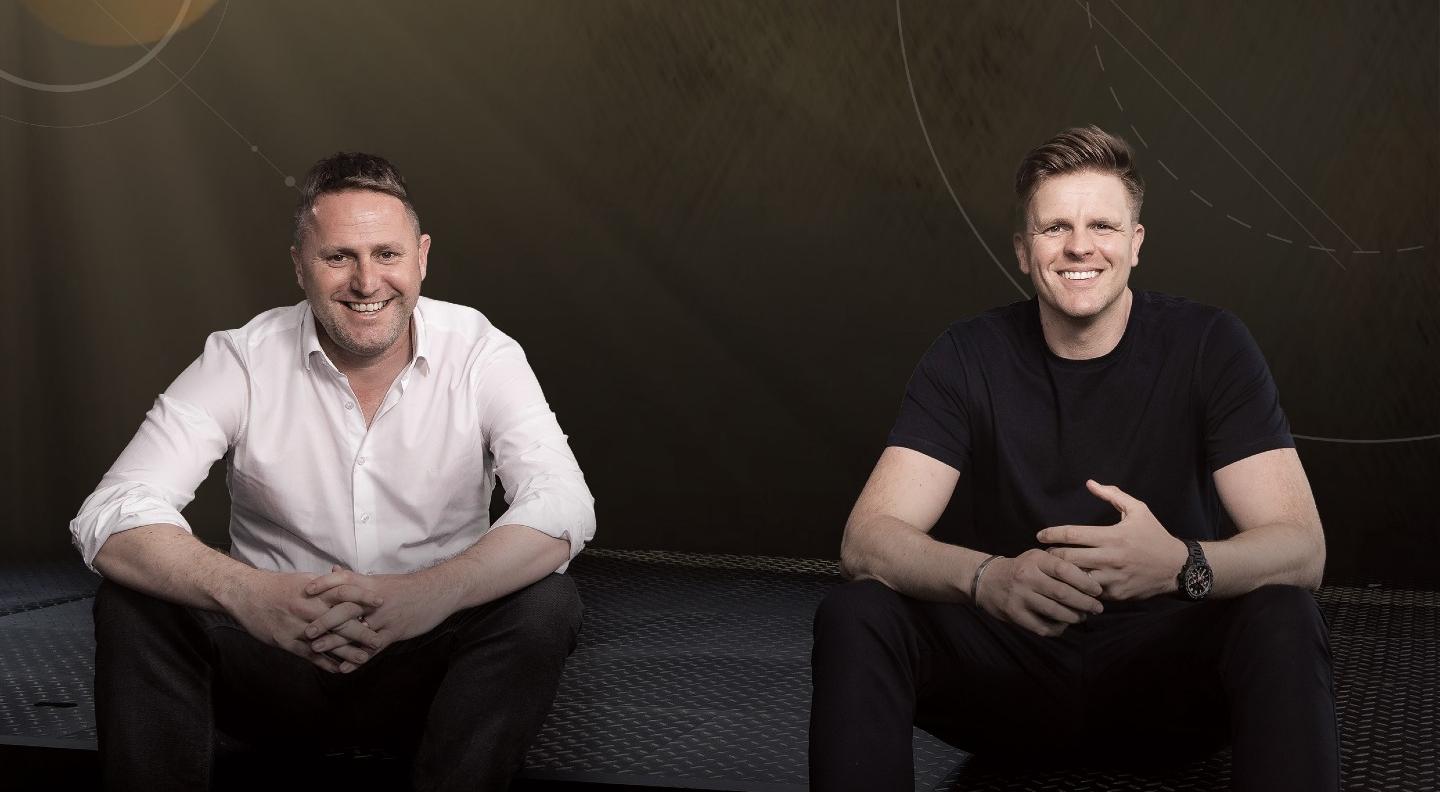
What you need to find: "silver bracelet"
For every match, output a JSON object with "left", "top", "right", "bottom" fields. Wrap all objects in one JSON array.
[{"left": 971, "top": 554, "right": 1002, "bottom": 605}]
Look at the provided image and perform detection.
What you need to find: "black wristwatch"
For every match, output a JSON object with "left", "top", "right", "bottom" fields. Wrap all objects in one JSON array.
[{"left": 1176, "top": 540, "right": 1213, "bottom": 601}]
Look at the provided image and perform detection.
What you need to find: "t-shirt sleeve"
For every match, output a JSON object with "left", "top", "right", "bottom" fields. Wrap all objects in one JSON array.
[
  {"left": 886, "top": 330, "right": 971, "bottom": 473},
  {"left": 1197, "top": 310, "right": 1295, "bottom": 472}
]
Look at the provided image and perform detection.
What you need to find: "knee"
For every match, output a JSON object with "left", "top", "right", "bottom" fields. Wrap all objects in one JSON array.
[
  {"left": 498, "top": 574, "right": 584, "bottom": 661},
  {"left": 1224, "top": 585, "right": 1330, "bottom": 665},
  {"left": 812, "top": 579, "right": 910, "bottom": 651},
  {"left": 93, "top": 578, "right": 173, "bottom": 638}
]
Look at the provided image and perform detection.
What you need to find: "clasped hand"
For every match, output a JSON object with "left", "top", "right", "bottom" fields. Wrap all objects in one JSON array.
[
  {"left": 300, "top": 566, "right": 455, "bottom": 671},
  {"left": 230, "top": 565, "right": 451, "bottom": 674},
  {"left": 975, "top": 480, "right": 1185, "bottom": 638},
  {"left": 1037, "top": 479, "right": 1186, "bottom": 602}
]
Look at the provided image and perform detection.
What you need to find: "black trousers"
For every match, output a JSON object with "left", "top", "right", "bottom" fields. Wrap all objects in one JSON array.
[
  {"left": 809, "top": 580, "right": 1338, "bottom": 791},
  {"left": 93, "top": 573, "right": 583, "bottom": 792}
]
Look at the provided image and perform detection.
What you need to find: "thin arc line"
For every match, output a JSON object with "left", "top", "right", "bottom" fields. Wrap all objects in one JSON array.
[
  {"left": 1225, "top": 214, "right": 1251, "bottom": 229},
  {"left": 0, "top": 0, "right": 191, "bottom": 93},
  {"left": 1351, "top": 249, "right": 1380, "bottom": 254},
  {"left": 1100, "top": 5, "right": 1435, "bottom": 447},
  {"left": 896, "top": 0, "right": 1028, "bottom": 299},
  {"left": 1189, "top": 189, "right": 1213, "bottom": 207},
  {"left": 900, "top": 3, "right": 1434, "bottom": 448},
  {"left": 1265, "top": 232, "right": 1293, "bottom": 244},
  {"left": 1105, "top": 0, "right": 1363, "bottom": 253},
  {"left": 0, "top": 1, "right": 229, "bottom": 130},
  {"left": 1294, "top": 433, "right": 1440, "bottom": 444},
  {"left": 1096, "top": 18, "right": 1425, "bottom": 259},
  {"left": 1108, "top": 85, "right": 1124, "bottom": 111},
  {"left": 1078, "top": 1, "right": 1347, "bottom": 271},
  {"left": 1157, "top": 159, "right": 1179, "bottom": 180},
  {"left": 88, "top": 0, "right": 290, "bottom": 183}
]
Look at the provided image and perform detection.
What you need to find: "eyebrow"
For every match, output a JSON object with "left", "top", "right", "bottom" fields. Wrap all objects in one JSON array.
[
  {"left": 315, "top": 241, "right": 409, "bottom": 256},
  {"left": 1032, "top": 216, "right": 1126, "bottom": 228}
]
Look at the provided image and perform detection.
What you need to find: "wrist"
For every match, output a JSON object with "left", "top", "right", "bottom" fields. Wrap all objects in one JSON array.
[
  {"left": 211, "top": 564, "right": 264, "bottom": 616},
  {"left": 1166, "top": 537, "right": 1188, "bottom": 594},
  {"left": 970, "top": 554, "right": 1003, "bottom": 606}
]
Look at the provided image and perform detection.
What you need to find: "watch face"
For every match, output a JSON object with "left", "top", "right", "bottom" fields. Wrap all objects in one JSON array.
[{"left": 1183, "top": 564, "right": 1214, "bottom": 599}]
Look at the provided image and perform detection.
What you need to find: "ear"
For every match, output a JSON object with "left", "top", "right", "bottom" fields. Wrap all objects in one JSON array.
[
  {"left": 417, "top": 233, "right": 431, "bottom": 282},
  {"left": 1013, "top": 232, "right": 1030, "bottom": 275},
  {"left": 1130, "top": 222, "right": 1144, "bottom": 267},
  {"left": 290, "top": 246, "right": 304, "bottom": 290}
]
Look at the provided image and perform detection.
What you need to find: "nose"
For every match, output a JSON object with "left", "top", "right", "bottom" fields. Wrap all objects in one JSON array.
[
  {"left": 350, "top": 257, "right": 381, "bottom": 296},
  {"left": 1064, "top": 226, "right": 1095, "bottom": 260}
]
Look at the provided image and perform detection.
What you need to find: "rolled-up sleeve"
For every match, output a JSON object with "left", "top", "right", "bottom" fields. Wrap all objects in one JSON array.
[
  {"left": 475, "top": 333, "right": 596, "bottom": 572},
  {"left": 69, "top": 332, "right": 247, "bottom": 571}
]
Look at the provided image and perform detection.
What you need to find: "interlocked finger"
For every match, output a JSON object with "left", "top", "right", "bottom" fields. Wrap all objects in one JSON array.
[
  {"left": 314, "top": 583, "right": 384, "bottom": 609},
  {"left": 305, "top": 601, "right": 366, "bottom": 641}
]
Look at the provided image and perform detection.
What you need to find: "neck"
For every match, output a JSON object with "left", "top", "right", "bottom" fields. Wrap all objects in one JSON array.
[{"left": 1039, "top": 288, "right": 1133, "bottom": 360}]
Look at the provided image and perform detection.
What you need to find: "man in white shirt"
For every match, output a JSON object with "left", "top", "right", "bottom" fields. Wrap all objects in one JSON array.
[{"left": 71, "top": 152, "right": 596, "bottom": 791}]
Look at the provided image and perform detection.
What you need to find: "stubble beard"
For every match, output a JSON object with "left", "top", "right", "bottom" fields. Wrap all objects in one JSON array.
[{"left": 314, "top": 297, "right": 413, "bottom": 359}]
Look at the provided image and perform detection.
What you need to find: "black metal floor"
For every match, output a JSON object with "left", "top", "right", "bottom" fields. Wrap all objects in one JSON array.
[{"left": 0, "top": 549, "right": 1435, "bottom": 791}]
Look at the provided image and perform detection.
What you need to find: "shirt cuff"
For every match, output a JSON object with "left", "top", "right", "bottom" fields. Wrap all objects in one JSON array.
[
  {"left": 69, "top": 483, "right": 194, "bottom": 573},
  {"left": 492, "top": 479, "right": 596, "bottom": 574}
]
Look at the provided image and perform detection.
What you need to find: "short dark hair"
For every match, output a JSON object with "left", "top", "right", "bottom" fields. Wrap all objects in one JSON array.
[
  {"left": 292, "top": 152, "right": 421, "bottom": 247},
  {"left": 1013, "top": 125, "right": 1143, "bottom": 229}
]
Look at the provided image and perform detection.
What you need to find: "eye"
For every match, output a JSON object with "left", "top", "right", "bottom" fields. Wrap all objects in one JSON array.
[
  {"left": 1042, "top": 225, "right": 1065, "bottom": 237},
  {"left": 326, "top": 253, "right": 348, "bottom": 265},
  {"left": 1093, "top": 223, "right": 1117, "bottom": 234},
  {"left": 378, "top": 250, "right": 399, "bottom": 261}
]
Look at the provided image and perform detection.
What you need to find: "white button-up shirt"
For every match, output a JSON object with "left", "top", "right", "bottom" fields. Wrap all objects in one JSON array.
[{"left": 70, "top": 297, "right": 595, "bottom": 575}]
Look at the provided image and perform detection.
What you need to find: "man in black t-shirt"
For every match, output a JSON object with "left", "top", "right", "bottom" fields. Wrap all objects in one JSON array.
[{"left": 809, "top": 127, "right": 1337, "bottom": 792}]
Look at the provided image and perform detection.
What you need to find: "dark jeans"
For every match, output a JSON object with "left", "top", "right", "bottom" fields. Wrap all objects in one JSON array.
[
  {"left": 809, "top": 581, "right": 1338, "bottom": 792},
  {"left": 94, "top": 573, "right": 583, "bottom": 792}
]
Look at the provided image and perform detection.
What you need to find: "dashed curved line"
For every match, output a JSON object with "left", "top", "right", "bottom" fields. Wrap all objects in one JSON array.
[
  {"left": 1294, "top": 434, "right": 1440, "bottom": 445},
  {"left": 1096, "top": 50, "right": 1423, "bottom": 257},
  {"left": 896, "top": 0, "right": 1029, "bottom": 299},
  {"left": 1082, "top": 8, "right": 1437, "bottom": 446},
  {"left": 1128, "top": 123, "right": 1147, "bottom": 148}
]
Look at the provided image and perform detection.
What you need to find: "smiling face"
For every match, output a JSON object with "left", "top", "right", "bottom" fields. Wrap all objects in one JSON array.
[
  {"left": 291, "top": 189, "right": 430, "bottom": 369},
  {"left": 1013, "top": 169, "right": 1144, "bottom": 330}
]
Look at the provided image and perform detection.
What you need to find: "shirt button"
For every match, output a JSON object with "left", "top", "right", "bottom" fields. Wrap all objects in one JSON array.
[
  {"left": 357, "top": 456, "right": 367, "bottom": 466},
  {"left": 344, "top": 401, "right": 355, "bottom": 410},
  {"left": 360, "top": 513, "right": 370, "bottom": 523}
]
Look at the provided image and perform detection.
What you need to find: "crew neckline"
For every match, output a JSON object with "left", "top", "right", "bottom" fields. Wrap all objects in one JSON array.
[{"left": 1033, "top": 289, "right": 1143, "bottom": 371}]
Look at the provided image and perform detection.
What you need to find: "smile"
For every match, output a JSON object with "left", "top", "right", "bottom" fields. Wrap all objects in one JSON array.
[
  {"left": 1060, "top": 270, "right": 1099, "bottom": 280},
  {"left": 344, "top": 299, "right": 392, "bottom": 313}
]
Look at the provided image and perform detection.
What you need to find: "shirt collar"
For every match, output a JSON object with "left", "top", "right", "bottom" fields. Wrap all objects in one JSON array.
[{"left": 298, "top": 298, "right": 431, "bottom": 375}]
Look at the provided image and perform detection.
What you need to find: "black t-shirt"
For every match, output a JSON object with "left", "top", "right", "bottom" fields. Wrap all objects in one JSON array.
[{"left": 887, "top": 290, "right": 1293, "bottom": 558}]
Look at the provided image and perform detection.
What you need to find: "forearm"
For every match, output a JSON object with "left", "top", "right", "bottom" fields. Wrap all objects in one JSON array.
[
  {"left": 414, "top": 523, "right": 571, "bottom": 617},
  {"left": 840, "top": 513, "right": 992, "bottom": 604},
  {"left": 1202, "top": 520, "right": 1326, "bottom": 597},
  {"left": 92, "top": 524, "right": 260, "bottom": 613}
]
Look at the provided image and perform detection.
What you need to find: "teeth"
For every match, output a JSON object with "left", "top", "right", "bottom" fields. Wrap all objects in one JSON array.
[
  {"left": 1061, "top": 270, "right": 1099, "bottom": 280},
  {"left": 346, "top": 300, "right": 388, "bottom": 313}
]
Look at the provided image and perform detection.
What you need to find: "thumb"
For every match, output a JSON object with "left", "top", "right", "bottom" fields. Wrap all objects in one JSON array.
[{"left": 1086, "top": 479, "right": 1133, "bottom": 517}]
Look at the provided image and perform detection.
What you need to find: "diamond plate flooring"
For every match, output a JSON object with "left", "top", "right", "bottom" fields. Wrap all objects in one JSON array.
[{"left": 0, "top": 551, "right": 1434, "bottom": 791}]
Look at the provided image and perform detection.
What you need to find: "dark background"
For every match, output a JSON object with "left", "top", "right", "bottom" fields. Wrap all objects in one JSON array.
[{"left": 1, "top": 1, "right": 1435, "bottom": 586}]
